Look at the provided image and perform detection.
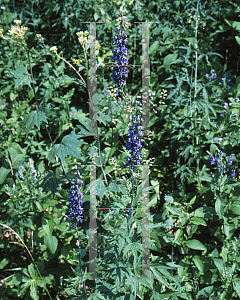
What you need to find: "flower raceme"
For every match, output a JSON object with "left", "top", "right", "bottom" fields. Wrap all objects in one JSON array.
[
  {"left": 209, "top": 151, "right": 236, "bottom": 181},
  {"left": 68, "top": 175, "right": 84, "bottom": 229},
  {"left": 18, "top": 159, "right": 40, "bottom": 185},
  {"left": 111, "top": 7, "right": 129, "bottom": 95},
  {"left": 112, "top": 28, "right": 129, "bottom": 91},
  {"left": 124, "top": 104, "right": 143, "bottom": 171}
]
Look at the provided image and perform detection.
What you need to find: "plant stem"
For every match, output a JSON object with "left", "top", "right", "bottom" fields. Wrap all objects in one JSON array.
[{"left": 76, "top": 226, "right": 87, "bottom": 299}]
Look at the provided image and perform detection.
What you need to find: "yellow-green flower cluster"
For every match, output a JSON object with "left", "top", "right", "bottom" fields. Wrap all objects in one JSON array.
[
  {"left": 36, "top": 34, "right": 42, "bottom": 41},
  {"left": 76, "top": 30, "right": 100, "bottom": 50},
  {"left": 50, "top": 46, "right": 58, "bottom": 54},
  {"left": 7, "top": 20, "right": 28, "bottom": 40},
  {"left": 72, "top": 58, "right": 82, "bottom": 66},
  {"left": 0, "top": 29, "right": 3, "bottom": 38}
]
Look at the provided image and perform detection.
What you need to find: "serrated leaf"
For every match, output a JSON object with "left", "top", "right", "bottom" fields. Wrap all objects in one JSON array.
[
  {"left": 48, "top": 129, "right": 86, "bottom": 165},
  {"left": 150, "top": 266, "right": 170, "bottom": 288},
  {"left": 97, "top": 179, "right": 109, "bottom": 201},
  {"left": 11, "top": 62, "right": 34, "bottom": 89},
  {"left": 185, "top": 239, "right": 207, "bottom": 251},
  {"left": 23, "top": 110, "right": 48, "bottom": 137},
  {"left": 38, "top": 171, "right": 59, "bottom": 198}
]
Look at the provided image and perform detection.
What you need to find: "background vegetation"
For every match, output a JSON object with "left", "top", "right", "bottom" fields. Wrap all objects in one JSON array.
[{"left": 1, "top": 0, "right": 240, "bottom": 299}]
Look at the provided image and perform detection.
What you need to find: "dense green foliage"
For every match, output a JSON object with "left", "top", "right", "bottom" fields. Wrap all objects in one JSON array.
[{"left": 1, "top": 0, "right": 240, "bottom": 299}]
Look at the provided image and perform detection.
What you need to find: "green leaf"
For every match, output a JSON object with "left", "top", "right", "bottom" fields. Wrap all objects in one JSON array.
[
  {"left": 97, "top": 179, "right": 109, "bottom": 202},
  {"left": 7, "top": 143, "right": 26, "bottom": 167},
  {"left": 148, "top": 194, "right": 158, "bottom": 208},
  {"left": 0, "top": 167, "right": 10, "bottom": 184},
  {"left": 194, "top": 206, "right": 215, "bottom": 219},
  {"left": 213, "top": 258, "right": 225, "bottom": 275},
  {"left": 163, "top": 53, "right": 178, "bottom": 71},
  {"left": 150, "top": 40, "right": 159, "bottom": 54},
  {"left": 0, "top": 258, "right": 9, "bottom": 269},
  {"left": 153, "top": 291, "right": 181, "bottom": 299},
  {"left": 150, "top": 266, "right": 170, "bottom": 288},
  {"left": 44, "top": 234, "right": 58, "bottom": 255},
  {"left": 230, "top": 200, "right": 240, "bottom": 215},
  {"left": 97, "top": 110, "right": 111, "bottom": 125},
  {"left": 48, "top": 129, "right": 86, "bottom": 165},
  {"left": 193, "top": 255, "right": 204, "bottom": 273},
  {"left": 164, "top": 194, "right": 174, "bottom": 203},
  {"left": 38, "top": 171, "right": 59, "bottom": 198},
  {"left": 233, "top": 280, "right": 240, "bottom": 297},
  {"left": 190, "top": 217, "right": 207, "bottom": 226},
  {"left": 184, "top": 37, "right": 196, "bottom": 46},
  {"left": 23, "top": 110, "right": 48, "bottom": 137},
  {"left": 185, "top": 239, "right": 207, "bottom": 251},
  {"left": 11, "top": 62, "right": 34, "bottom": 89},
  {"left": 215, "top": 198, "right": 224, "bottom": 219},
  {"left": 174, "top": 229, "right": 183, "bottom": 243},
  {"left": 166, "top": 206, "right": 179, "bottom": 215},
  {"left": 196, "top": 286, "right": 214, "bottom": 299},
  {"left": 236, "top": 36, "right": 240, "bottom": 46},
  {"left": 224, "top": 19, "right": 240, "bottom": 31},
  {"left": 26, "top": 32, "right": 38, "bottom": 50}
]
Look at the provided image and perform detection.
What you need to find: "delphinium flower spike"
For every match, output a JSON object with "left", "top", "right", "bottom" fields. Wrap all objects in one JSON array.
[
  {"left": 112, "top": 5, "right": 129, "bottom": 95},
  {"left": 124, "top": 103, "right": 143, "bottom": 171},
  {"left": 208, "top": 150, "right": 236, "bottom": 181},
  {"left": 68, "top": 175, "right": 84, "bottom": 229}
]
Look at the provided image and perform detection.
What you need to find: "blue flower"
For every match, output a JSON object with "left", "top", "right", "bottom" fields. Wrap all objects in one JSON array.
[
  {"left": 103, "top": 87, "right": 110, "bottom": 96},
  {"left": 111, "top": 20, "right": 129, "bottom": 95},
  {"left": 68, "top": 175, "right": 84, "bottom": 229},
  {"left": 18, "top": 164, "right": 25, "bottom": 180},
  {"left": 124, "top": 106, "right": 143, "bottom": 171}
]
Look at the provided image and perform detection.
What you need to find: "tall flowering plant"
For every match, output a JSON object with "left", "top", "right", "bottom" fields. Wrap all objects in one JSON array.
[{"left": 111, "top": 6, "right": 129, "bottom": 96}]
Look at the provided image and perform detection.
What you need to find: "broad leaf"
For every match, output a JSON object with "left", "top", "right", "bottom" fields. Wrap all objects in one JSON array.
[
  {"left": 26, "top": 32, "right": 38, "bottom": 50},
  {"left": 48, "top": 129, "right": 86, "bottom": 165},
  {"left": 11, "top": 62, "right": 34, "bottom": 89},
  {"left": 185, "top": 239, "right": 207, "bottom": 251},
  {"left": 23, "top": 110, "right": 48, "bottom": 137},
  {"left": 44, "top": 234, "right": 58, "bottom": 255}
]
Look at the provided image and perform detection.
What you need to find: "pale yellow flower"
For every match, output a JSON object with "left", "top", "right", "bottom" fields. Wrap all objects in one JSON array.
[
  {"left": 14, "top": 20, "right": 21, "bottom": 26},
  {"left": 7, "top": 24, "right": 28, "bottom": 40},
  {"left": 72, "top": 58, "right": 82, "bottom": 66},
  {"left": 50, "top": 46, "right": 58, "bottom": 54}
]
